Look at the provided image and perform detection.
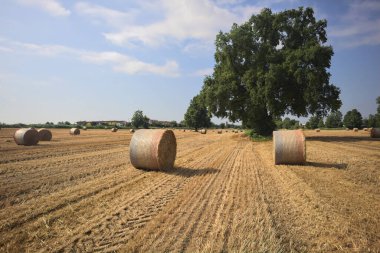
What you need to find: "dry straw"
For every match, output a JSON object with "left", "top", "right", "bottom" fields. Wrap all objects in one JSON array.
[
  {"left": 111, "top": 128, "right": 118, "bottom": 132},
  {"left": 200, "top": 129, "right": 207, "bottom": 134},
  {"left": 70, "top": 128, "right": 80, "bottom": 135},
  {"left": 315, "top": 129, "right": 320, "bottom": 132},
  {"left": 38, "top": 128, "right": 52, "bottom": 141},
  {"left": 370, "top": 128, "right": 380, "bottom": 138},
  {"left": 14, "top": 128, "right": 39, "bottom": 146},
  {"left": 129, "top": 129, "right": 177, "bottom": 170},
  {"left": 273, "top": 130, "right": 306, "bottom": 165},
  {"left": 353, "top": 128, "right": 358, "bottom": 132}
]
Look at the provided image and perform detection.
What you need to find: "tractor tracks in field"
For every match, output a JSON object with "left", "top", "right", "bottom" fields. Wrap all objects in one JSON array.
[{"left": 54, "top": 140, "right": 228, "bottom": 253}]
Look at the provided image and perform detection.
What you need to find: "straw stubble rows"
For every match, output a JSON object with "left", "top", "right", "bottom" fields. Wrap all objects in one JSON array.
[{"left": 0, "top": 129, "right": 379, "bottom": 252}]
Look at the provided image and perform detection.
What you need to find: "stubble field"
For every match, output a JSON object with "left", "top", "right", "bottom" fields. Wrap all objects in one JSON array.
[{"left": 0, "top": 128, "right": 379, "bottom": 252}]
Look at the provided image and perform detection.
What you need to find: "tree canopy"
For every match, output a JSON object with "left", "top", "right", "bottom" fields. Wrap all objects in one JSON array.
[
  {"left": 184, "top": 95, "right": 211, "bottom": 130},
  {"left": 131, "top": 110, "right": 149, "bottom": 129},
  {"left": 200, "top": 7, "right": 341, "bottom": 135},
  {"left": 306, "top": 115, "right": 322, "bottom": 129},
  {"left": 325, "top": 111, "right": 343, "bottom": 128},
  {"left": 343, "top": 109, "right": 362, "bottom": 129}
]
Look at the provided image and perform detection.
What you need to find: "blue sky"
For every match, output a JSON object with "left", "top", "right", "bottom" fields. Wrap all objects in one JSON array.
[{"left": 0, "top": 0, "right": 379, "bottom": 124}]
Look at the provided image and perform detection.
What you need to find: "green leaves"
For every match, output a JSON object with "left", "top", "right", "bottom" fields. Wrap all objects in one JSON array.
[
  {"left": 184, "top": 95, "right": 211, "bottom": 130},
  {"left": 131, "top": 110, "right": 149, "bottom": 129},
  {"left": 200, "top": 7, "right": 341, "bottom": 135}
]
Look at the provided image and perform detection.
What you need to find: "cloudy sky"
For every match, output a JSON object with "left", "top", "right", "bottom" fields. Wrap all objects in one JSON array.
[{"left": 0, "top": 0, "right": 379, "bottom": 124}]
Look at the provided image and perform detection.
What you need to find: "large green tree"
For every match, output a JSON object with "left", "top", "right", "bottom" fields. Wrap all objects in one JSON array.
[
  {"left": 325, "top": 111, "right": 343, "bottom": 128},
  {"left": 131, "top": 110, "right": 150, "bottom": 129},
  {"left": 184, "top": 95, "right": 211, "bottom": 131},
  {"left": 343, "top": 109, "right": 362, "bottom": 129},
  {"left": 200, "top": 7, "right": 341, "bottom": 135},
  {"left": 306, "top": 115, "right": 322, "bottom": 129}
]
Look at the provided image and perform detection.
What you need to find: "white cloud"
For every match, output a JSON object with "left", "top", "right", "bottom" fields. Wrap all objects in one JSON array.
[
  {"left": 192, "top": 68, "right": 214, "bottom": 77},
  {"left": 75, "top": 2, "right": 137, "bottom": 28},
  {"left": 80, "top": 51, "right": 179, "bottom": 76},
  {"left": 0, "top": 39, "right": 179, "bottom": 77},
  {"left": 17, "top": 0, "right": 70, "bottom": 16},
  {"left": 329, "top": 0, "right": 380, "bottom": 48},
  {"left": 76, "top": 0, "right": 264, "bottom": 48}
]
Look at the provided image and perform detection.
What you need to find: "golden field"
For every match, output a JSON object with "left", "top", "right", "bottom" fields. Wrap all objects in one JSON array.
[{"left": 0, "top": 128, "right": 379, "bottom": 252}]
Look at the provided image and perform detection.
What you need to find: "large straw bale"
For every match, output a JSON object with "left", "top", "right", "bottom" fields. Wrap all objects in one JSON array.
[
  {"left": 14, "top": 128, "right": 39, "bottom": 145},
  {"left": 217, "top": 130, "right": 222, "bottom": 134},
  {"left": 353, "top": 128, "right": 358, "bottom": 132},
  {"left": 38, "top": 128, "right": 52, "bottom": 141},
  {"left": 370, "top": 128, "right": 380, "bottom": 138},
  {"left": 273, "top": 130, "right": 306, "bottom": 165},
  {"left": 200, "top": 129, "right": 207, "bottom": 134},
  {"left": 130, "top": 129, "right": 135, "bottom": 133},
  {"left": 315, "top": 129, "right": 320, "bottom": 132},
  {"left": 130, "top": 129, "right": 176, "bottom": 170},
  {"left": 70, "top": 128, "right": 80, "bottom": 135},
  {"left": 111, "top": 128, "right": 118, "bottom": 132}
]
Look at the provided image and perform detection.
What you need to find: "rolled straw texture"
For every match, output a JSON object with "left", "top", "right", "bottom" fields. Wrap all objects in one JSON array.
[
  {"left": 370, "top": 128, "right": 380, "bottom": 138},
  {"left": 14, "top": 128, "right": 39, "bottom": 145},
  {"left": 70, "top": 128, "right": 80, "bottom": 135},
  {"left": 38, "top": 128, "right": 52, "bottom": 141},
  {"left": 273, "top": 130, "right": 306, "bottom": 165},
  {"left": 130, "top": 129, "right": 176, "bottom": 170}
]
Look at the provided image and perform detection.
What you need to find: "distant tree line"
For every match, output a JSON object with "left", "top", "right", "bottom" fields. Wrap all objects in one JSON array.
[{"left": 304, "top": 96, "right": 380, "bottom": 129}]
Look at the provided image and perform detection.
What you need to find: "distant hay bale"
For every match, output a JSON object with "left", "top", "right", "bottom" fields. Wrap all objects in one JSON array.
[
  {"left": 273, "top": 130, "right": 306, "bottom": 165},
  {"left": 370, "top": 128, "right": 380, "bottom": 138},
  {"left": 130, "top": 129, "right": 135, "bottom": 133},
  {"left": 111, "top": 128, "right": 118, "bottom": 132},
  {"left": 363, "top": 128, "right": 368, "bottom": 131},
  {"left": 14, "top": 128, "right": 39, "bottom": 146},
  {"left": 353, "top": 128, "right": 358, "bottom": 132},
  {"left": 346, "top": 128, "right": 350, "bottom": 131},
  {"left": 200, "top": 129, "right": 207, "bottom": 134},
  {"left": 217, "top": 130, "right": 222, "bottom": 134},
  {"left": 70, "top": 128, "right": 80, "bottom": 135},
  {"left": 183, "top": 129, "right": 186, "bottom": 132},
  {"left": 82, "top": 126, "right": 87, "bottom": 130},
  {"left": 130, "top": 129, "right": 176, "bottom": 170},
  {"left": 38, "top": 128, "right": 52, "bottom": 141},
  {"left": 315, "top": 129, "right": 320, "bottom": 132}
]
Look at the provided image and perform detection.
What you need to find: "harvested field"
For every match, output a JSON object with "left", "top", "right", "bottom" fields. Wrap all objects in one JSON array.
[{"left": 0, "top": 128, "right": 379, "bottom": 252}]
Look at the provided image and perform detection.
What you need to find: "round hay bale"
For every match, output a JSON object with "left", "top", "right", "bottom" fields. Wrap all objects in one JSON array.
[
  {"left": 38, "top": 128, "right": 52, "bottom": 141},
  {"left": 14, "top": 128, "right": 39, "bottom": 146},
  {"left": 363, "top": 128, "right": 368, "bottom": 131},
  {"left": 70, "top": 128, "right": 80, "bottom": 135},
  {"left": 353, "top": 128, "right": 358, "bottom": 132},
  {"left": 273, "top": 130, "right": 306, "bottom": 165},
  {"left": 111, "top": 128, "right": 118, "bottom": 132},
  {"left": 200, "top": 129, "right": 207, "bottom": 134},
  {"left": 315, "top": 129, "right": 320, "bottom": 132},
  {"left": 130, "top": 129, "right": 135, "bottom": 133},
  {"left": 370, "top": 128, "right": 380, "bottom": 138},
  {"left": 217, "top": 130, "right": 222, "bottom": 134},
  {"left": 130, "top": 129, "right": 176, "bottom": 170},
  {"left": 82, "top": 126, "right": 87, "bottom": 130}
]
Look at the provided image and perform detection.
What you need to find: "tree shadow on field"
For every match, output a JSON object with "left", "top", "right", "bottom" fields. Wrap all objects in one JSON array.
[
  {"left": 140, "top": 167, "right": 220, "bottom": 178},
  {"left": 306, "top": 136, "right": 380, "bottom": 143},
  {"left": 306, "top": 161, "right": 348, "bottom": 170}
]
